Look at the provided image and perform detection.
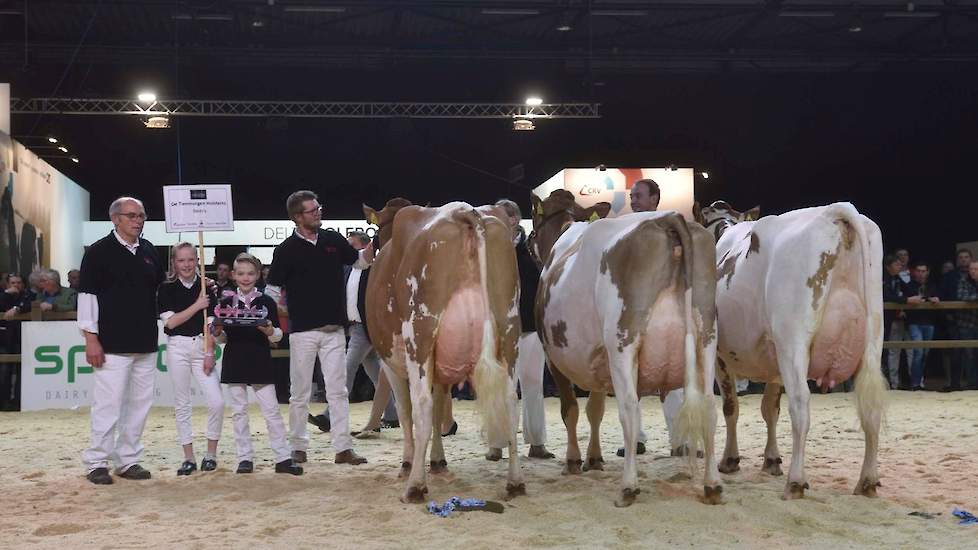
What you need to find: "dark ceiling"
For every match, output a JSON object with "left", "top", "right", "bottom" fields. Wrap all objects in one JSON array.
[{"left": 2, "top": 1, "right": 977, "bottom": 262}]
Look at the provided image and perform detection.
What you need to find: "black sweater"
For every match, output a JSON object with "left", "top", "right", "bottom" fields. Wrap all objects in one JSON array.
[
  {"left": 157, "top": 277, "right": 217, "bottom": 337},
  {"left": 267, "top": 229, "right": 359, "bottom": 333},
  {"left": 515, "top": 231, "right": 541, "bottom": 333},
  {"left": 80, "top": 232, "right": 165, "bottom": 354}
]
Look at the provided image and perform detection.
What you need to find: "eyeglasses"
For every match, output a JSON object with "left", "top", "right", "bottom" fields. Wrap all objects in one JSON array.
[
  {"left": 301, "top": 205, "right": 324, "bottom": 216},
  {"left": 117, "top": 212, "right": 147, "bottom": 221}
]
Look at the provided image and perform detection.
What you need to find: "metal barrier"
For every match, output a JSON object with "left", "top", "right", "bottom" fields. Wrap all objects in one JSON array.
[{"left": 883, "top": 301, "right": 978, "bottom": 349}]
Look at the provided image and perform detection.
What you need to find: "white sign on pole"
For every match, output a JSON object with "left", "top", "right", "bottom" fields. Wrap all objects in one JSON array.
[{"left": 163, "top": 184, "right": 235, "bottom": 232}]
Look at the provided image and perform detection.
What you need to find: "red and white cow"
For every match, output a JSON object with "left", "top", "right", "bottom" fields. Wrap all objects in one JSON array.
[
  {"left": 530, "top": 190, "right": 722, "bottom": 507},
  {"left": 364, "top": 199, "right": 524, "bottom": 503},
  {"left": 698, "top": 201, "right": 887, "bottom": 499}
]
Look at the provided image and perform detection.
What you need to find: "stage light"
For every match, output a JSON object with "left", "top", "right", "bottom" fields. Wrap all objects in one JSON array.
[
  {"left": 137, "top": 91, "right": 157, "bottom": 103},
  {"left": 71, "top": 157, "right": 79, "bottom": 163},
  {"left": 57, "top": 146, "right": 68, "bottom": 153},
  {"left": 525, "top": 96, "right": 543, "bottom": 106},
  {"left": 513, "top": 119, "right": 535, "bottom": 131},
  {"left": 701, "top": 171, "right": 710, "bottom": 179},
  {"left": 47, "top": 137, "right": 58, "bottom": 143}
]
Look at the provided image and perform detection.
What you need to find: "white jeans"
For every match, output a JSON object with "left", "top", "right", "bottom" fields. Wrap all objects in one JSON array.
[
  {"left": 289, "top": 327, "right": 351, "bottom": 453},
  {"left": 167, "top": 335, "right": 224, "bottom": 446},
  {"left": 227, "top": 383, "right": 290, "bottom": 464},
  {"left": 81, "top": 352, "right": 157, "bottom": 473},
  {"left": 320, "top": 323, "right": 397, "bottom": 422},
  {"left": 516, "top": 332, "right": 547, "bottom": 446}
]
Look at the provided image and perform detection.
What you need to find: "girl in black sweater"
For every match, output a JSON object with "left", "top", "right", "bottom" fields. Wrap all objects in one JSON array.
[{"left": 212, "top": 253, "right": 301, "bottom": 475}]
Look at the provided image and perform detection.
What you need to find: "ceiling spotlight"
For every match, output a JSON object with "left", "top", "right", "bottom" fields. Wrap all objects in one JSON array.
[
  {"left": 513, "top": 119, "right": 535, "bottom": 131},
  {"left": 701, "top": 171, "right": 710, "bottom": 179},
  {"left": 47, "top": 137, "right": 58, "bottom": 143},
  {"left": 71, "top": 157, "right": 79, "bottom": 163},
  {"left": 525, "top": 96, "right": 543, "bottom": 106},
  {"left": 252, "top": 18, "right": 265, "bottom": 27},
  {"left": 144, "top": 116, "right": 171, "bottom": 129},
  {"left": 137, "top": 91, "right": 157, "bottom": 103},
  {"left": 848, "top": 14, "right": 863, "bottom": 32},
  {"left": 57, "top": 146, "right": 68, "bottom": 153},
  {"left": 556, "top": 25, "right": 572, "bottom": 32}
]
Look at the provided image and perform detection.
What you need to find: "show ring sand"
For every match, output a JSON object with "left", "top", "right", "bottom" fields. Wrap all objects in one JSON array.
[{"left": 2, "top": 391, "right": 976, "bottom": 549}]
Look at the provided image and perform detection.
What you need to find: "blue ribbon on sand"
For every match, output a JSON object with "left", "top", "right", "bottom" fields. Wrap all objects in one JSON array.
[
  {"left": 427, "top": 496, "right": 486, "bottom": 517},
  {"left": 952, "top": 508, "right": 977, "bottom": 525}
]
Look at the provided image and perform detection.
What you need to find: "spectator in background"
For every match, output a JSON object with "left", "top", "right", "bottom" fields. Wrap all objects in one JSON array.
[
  {"left": 38, "top": 269, "right": 78, "bottom": 312},
  {"left": 895, "top": 248, "right": 911, "bottom": 283},
  {"left": 67, "top": 269, "right": 81, "bottom": 290},
  {"left": 214, "top": 261, "right": 234, "bottom": 295},
  {"left": 940, "top": 249, "right": 975, "bottom": 391},
  {"left": 941, "top": 261, "right": 955, "bottom": 276},
  {"left": 883, "top": 254, "right": 922, "bottom": 389},
  {"left": 959, "top": 261, "right": 978, "bottom": 390},
  {"left": 0, "top": 273, "right": 30, "bottom": 411},
  {"left": 27, "top": 270, "right": 42, "bottom": 300},
  {"left": 905, "top": 261, "right": 940, "bottom": 391}
]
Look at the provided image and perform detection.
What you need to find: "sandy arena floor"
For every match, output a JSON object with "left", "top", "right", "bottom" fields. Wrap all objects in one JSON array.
[{"left": 1, "top": 390, "right": 977, "bottom": 549}]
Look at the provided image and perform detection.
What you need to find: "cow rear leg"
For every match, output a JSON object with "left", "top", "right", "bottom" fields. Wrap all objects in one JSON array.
[
  {"left": 385, "top": 365, "right": 415, "bottom": 479},
  {"left": 606, "top": 346, "right": 641, "bottom": 508},
  {"left": 550, "top": 362, "right": 582, "bottom": 475},
  {"left": 429, "top": 383, "right": 449, "bottom": 474},
  {"left": 761, "top": 383, "right": 784, "bottom": 476},
  {"left": 401, "top": 359, "right": 433, "bottom": 503},
  {"left": 716, "top": 360, "right": 741, "bottom": 474},
  {"left": 779, "top": 347, "right": 812, "bottom": 500},
  {"left": 583, "top": 391, "right": 606, "bottom": 471},
  {"left": 505, "top": 370, "right": 526, "bottom": 498}
]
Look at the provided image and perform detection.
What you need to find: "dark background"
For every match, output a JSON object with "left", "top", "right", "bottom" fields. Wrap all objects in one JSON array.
[{"left": 3, "top": 1, "right": 978, "bottom": 265}]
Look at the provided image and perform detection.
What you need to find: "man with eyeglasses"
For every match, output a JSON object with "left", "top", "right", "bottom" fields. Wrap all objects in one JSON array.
[
  {"left": 78, "top": 197, "right": 165, "bottom": 484},
  {"left": 266, "top": 190, "right": 374, "bottom": 467}
]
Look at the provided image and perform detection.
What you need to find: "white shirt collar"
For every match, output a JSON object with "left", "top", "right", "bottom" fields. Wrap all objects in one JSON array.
[
  {"left": 112, "top": 230, "right": 140, "bottom": 254},
  {"left": 294, "top": 228, "right": 318, "bottom": 245},
  {"left": 178, "top": 275, "right": 199, "bottom": 289}
]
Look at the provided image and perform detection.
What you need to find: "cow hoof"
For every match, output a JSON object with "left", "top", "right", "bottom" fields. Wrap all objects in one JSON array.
[
  {"left": 703, "top": 485, "right": 724, "bottom": 505},
  {"left": 854, "top": 478, "right": 881, "bottom": 498},
  {"left": 762, "top": 457, "right": 784, "bottom": 476},
  {"left": 401, "top": 485, "right": 428, "bottom": 504},
  {"left": 782, "top": 481, "right": 809, "bottom": 500},
  {"left": 718, "top": 456, "right": 741, "bottom": 474},
  {"left": 583, "top": 456, "right": 605, "bottom": 472},
  {"left": 670, "top": 445, "right": 704, "bottom": 458},
  {"left": 528, "top": 445, "right": 556, "bottom": 459},
  {"left": 562, "top": 459, "right": 583, "bottom": 475},
  {"left": 506, "top": 482, "right": 526, "bottom": 499},
  {"left": 429, "top": 459, "right": 448, "bottom": 474},
  {"left": 615, "top": 487, "right": 641, "bottom": 508},
  {"left": 485, "top": 448, "right": 503, "bottom": 462},
  {"left": 398, "top": 461, "right": 412, "bottom": 479}
]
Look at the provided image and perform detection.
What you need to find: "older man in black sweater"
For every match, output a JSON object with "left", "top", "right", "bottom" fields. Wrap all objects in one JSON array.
[
  {"left": 267, "top": 190, "right": 373, "bottom": 466},
  {"left": 78, "top": 197, "right": 165, "bottom": 485}
]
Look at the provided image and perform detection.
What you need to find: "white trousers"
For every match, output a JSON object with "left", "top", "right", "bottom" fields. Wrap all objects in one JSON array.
[
  {"left": 320, "top": 323, "right": 397, "bottom": 422},
  {"left": 81, "top": 352, "right": 157, "bottom": 473},
  {"left": 516, "top": 332, "right": 547, "bottom": 446},
  {"left": 227, "top": 383, "right": 290, "bottom": 464},
  {"left": 167, "top": 335, "right": 224, "bottom": 446},
  {"left": 289, "top": 328, "right": 351, "bottom": 453}
]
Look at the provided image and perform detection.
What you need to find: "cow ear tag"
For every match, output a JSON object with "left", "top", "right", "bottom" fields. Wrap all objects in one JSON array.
[
  {"left": 588, "top": 212, "right": 600, "bottom": 223},
  {"left": 369, "top": 212, "right": 379, "bottom": 225}
]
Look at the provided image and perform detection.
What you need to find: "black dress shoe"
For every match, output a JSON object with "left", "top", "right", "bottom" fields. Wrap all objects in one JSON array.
[
  {"left": 275, "top": 459, "right": 304, "bottom": 475},
  {"left": 308, "top": 414, "right": 331, "bottom": 433},
  {"left": 201, "top": 458, "right": 217, "bottom": 471},
  {"left": 177, "top": 460, "right": 197, "bottom": 476},
  {"left": 118, "top": 464, "right": 152, "bottom": 480},
  {"left": 441, "top": 421, "right": 458, "bottom": 437},
  {"left": 236, "top": 461, "right": 254, "bottom": 474},
  {"left": 380, "top": 419, "right": 400, "bottom": 429},
  {"left": 86, "top": 467, "right": 113, "bottom": 485}
]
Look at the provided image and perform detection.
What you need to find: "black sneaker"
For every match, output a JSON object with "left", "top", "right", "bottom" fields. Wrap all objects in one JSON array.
[
  {"left": 177, "top": 460, "right": 197, "bottom": 476},
  {"left": 236, "top": 460, "right": 254, "bottom": 474},
  {"left": 201, "top": 458, "right": 217, "bottom": 472},
  {"left": 275, "top": 459, "right": 303, "bottom": 475},
  {"left": 86, "top": 467, "right": 113, "bottom": 485},
  {"left": 118, "top": 464, "right": 152, "bottom": 480}
]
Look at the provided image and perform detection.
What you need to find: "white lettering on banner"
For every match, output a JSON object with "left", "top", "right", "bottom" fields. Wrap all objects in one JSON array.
[{"left": 20, "top": 321, "right": 261, "bottom": 411}]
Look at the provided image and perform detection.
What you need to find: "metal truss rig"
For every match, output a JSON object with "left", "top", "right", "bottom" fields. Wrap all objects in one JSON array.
[{"left": 10, "top": 98, "right": 600, "bottom": 119}]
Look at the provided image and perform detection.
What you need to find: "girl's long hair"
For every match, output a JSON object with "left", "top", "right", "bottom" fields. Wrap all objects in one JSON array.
[{"left": 167, "top": 242, "right": 199, "bottom": 283}]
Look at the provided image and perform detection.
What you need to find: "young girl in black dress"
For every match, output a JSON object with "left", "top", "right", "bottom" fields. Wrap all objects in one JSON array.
[{"left": 212, "top": 253, "right": 301, "bottom": 475}]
